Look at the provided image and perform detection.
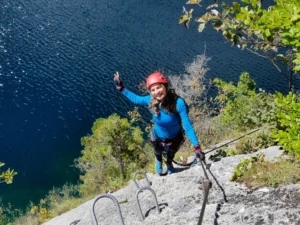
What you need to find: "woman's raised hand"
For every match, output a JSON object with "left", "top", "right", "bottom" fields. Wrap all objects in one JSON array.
[
  {"left": 114, "top": 71, "right": 120, "bottom": 82},
  {"left": 114, "top": 71, "right": 125, "bottom": 91}
]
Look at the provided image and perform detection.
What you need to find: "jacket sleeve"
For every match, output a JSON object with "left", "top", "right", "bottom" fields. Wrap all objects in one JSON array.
[
  {"left": 121, "top": 89, "right": 151, "bottom": 106},
  {"left": 176, "top": 98, "right": 199, "bottom": 146}
]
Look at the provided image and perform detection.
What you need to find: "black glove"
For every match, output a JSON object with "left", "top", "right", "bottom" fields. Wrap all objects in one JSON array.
[
  {"left": 114, "top": 79, "right": 125, "bottom": 92},
  {"left": 196, "top": 151, "right": 205, "bottom": 161},
  {"left": 195, "top": 145, "right": 205, "bottom": 161}
]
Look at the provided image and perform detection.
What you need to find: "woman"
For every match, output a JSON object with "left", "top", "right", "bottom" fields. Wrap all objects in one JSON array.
[{"left": 114, "top": 71, "right": 205, "bottom": 175}]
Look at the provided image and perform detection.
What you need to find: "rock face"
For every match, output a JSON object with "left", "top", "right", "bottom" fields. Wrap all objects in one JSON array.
[{"left": 43, "top": 146, "right": 300, "bottom": 225}]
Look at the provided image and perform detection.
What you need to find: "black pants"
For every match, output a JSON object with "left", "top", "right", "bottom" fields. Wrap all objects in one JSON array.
[{"left": 150, "top": 130, "right": 185, "bottom": 164}]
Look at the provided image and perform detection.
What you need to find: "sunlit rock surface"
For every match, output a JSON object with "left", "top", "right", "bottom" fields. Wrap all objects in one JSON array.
[{"left": 43, "top": 146, "right": 300, "bottom": 225}]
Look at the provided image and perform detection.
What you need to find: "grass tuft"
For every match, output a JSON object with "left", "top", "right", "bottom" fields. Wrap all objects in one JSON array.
[{"left": 236, "top": 159, "right": 300, "bottom": 188}]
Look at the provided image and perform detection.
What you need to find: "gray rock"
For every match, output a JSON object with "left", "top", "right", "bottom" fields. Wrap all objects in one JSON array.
[
  {"left": 257, "top": 146, "right": 284, "bottom": 162},
  {"left": 43, "top": 146, "right": 299, "bottom": 225}
]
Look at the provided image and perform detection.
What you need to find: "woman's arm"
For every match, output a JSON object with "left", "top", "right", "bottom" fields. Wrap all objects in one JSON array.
[
  {"left": 122, "top": 89, "right": 150, "bottom": 106},
  {"left": 114, "top": 71, "right": 150, "bottom": 106},
  {"left": 177, "top": 98, "right": 205, "bottom": 160},
  {"left": 176, "top": 98, "right": 199, "bottom": 146}
]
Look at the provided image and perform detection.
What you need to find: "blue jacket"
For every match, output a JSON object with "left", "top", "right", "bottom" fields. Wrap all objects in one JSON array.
[{"left": 122, "top": 89, "right": 199, "bottom": 146}]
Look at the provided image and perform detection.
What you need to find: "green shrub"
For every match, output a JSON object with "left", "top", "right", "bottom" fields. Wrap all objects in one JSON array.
[
  {"left": 231, "top": 153, "right": 265, "bottom": 181},
  {"left": 77, "top": 114, "right": 153, "bottom": 196},
  {"left": 12, "top": 184, "right": 84, "bottom": 225},
  {"left": 235, "top": 130, "right": 274, "bottom": 154},
  {"left": 271, "top": 92, "right": 300, "bottom": 157},
  {"left": 0, "top": 200, "right": 22, "bottom": 225},
  {"left": 214, "top": 72, "right": 276, "bottom": 132},
  {"left": 0, "top": 162, "right": 17, "bottom": 185}
]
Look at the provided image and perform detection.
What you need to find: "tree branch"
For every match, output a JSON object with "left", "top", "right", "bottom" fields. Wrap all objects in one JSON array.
[
  {"left": 263, "top": 52, "right": 290, "bottom": 81},
  {"left": 245, "top": 48, "right": 289, "bottom": 81},
  {"left": 246, "top": 48, "right": 268, "bottom": 58}
]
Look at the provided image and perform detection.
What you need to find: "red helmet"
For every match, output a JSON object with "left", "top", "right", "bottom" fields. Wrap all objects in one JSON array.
[{"left": 146, "top": 72, "right": 168, "bottom": 89}]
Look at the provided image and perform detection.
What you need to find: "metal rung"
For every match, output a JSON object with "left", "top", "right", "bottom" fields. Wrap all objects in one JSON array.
[
  {"left": 136, "top": 186, "right": 160, "bottom": 221},
  {"left": 91, "top": 193, "right": 125, "bottom": 225},
  {"left": 133, "top": 171, "right": 151, "bottom": 189}
]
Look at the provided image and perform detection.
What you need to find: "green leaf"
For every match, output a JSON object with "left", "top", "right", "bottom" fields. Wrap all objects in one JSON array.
[
  {"left": 195, "top": 17, "right": 206, "bottom": 23},
  {"left": 264, "top": 29, "right": 271, "bottom": 37},
  {"left": 275, "top": 54, "right": 285, "bottom": 60},
  {"left": 293, "top": 57, "right": 300, "bottom": 64},
  {"left": 256, "top": 0, "right": 261, "bottom": 7},
  {"left": 245, "top": 16, "right": 251, "bottom": 25},
  {"left": 198, "top": 23, "right": 206, "bottom": 32},
  {"left": 233, "top": 2, "right": 241, "bottom": 12},
  {"left": 233, "top": 34, "right": 239, "bottom": 45},
  {"left": 214, "top": 20, "right": 223, "bottom": 28},
  {"left": 222, "top": 8, "right": 230, "bottom": 18},
  {"left": 1, "top": 169, "right": 17, "bottom": 184},
  {"left": 294, "top": 65, "right": 300, "bottom": 71},
  {"left": 223, "top": 30, "right": 232, "bottom": 39},
  {"left": 236, "top": 13, "right": 245, "bottom": 21},
  {"left": 179, "top": 8, "right": 193, "bottom": 27},
  {"left": 206, "top": 3, "right": 218, "bottom": 10},
  {"left": 179, "top": 15, "right": 189, "bottom": 24},
  {"left": 186, "top": 0, "right": 202, "bottom": 4},
  {"left": 242, "top": 0, "right": 250, "bottom": 4}
]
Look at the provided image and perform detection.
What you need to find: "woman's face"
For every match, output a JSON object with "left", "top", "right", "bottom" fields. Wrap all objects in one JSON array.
[{"left": 149, "top": 83, "right": 167, "bottom": 101}]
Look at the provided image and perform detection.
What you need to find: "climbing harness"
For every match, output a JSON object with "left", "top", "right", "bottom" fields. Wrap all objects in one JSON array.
[
  {"left": 90, "top": 193, "right": 125, "bottom": 225},
  {"left": 151, "top": 128, "right": 194, "bottom": 167},
  {"left": 160, "top": 141, "right": 172, "bottom": 151}
]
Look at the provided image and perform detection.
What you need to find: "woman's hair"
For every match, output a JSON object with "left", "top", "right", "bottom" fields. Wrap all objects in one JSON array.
[{"left": 149, "top": 84, "right": 179, "bottom": 116}]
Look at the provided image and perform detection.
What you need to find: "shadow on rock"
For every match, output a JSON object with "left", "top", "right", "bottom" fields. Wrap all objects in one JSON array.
[
  {"left": 145, "top": 202, "right": 168, "bottom": 217},
  {"left": 174, "top": 166, "right": 193, "bottom": 173}
]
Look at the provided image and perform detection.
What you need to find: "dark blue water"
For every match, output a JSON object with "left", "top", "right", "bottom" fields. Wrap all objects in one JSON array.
[{"left": 0, "top": 0, "right": 298, "bottom": 209}]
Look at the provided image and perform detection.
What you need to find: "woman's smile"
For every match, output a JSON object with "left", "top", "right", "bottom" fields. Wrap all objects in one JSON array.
[{"left": 150, "top": 83, "right": 167, "bottom": 100}]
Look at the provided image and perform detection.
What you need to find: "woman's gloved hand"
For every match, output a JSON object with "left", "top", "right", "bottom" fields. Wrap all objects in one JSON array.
[
  {"left": 195, "top": 144, "right": 205, "bottom": 161},
  {"left": 114, "top": 71, "right": 125, "bottom": 92}
]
